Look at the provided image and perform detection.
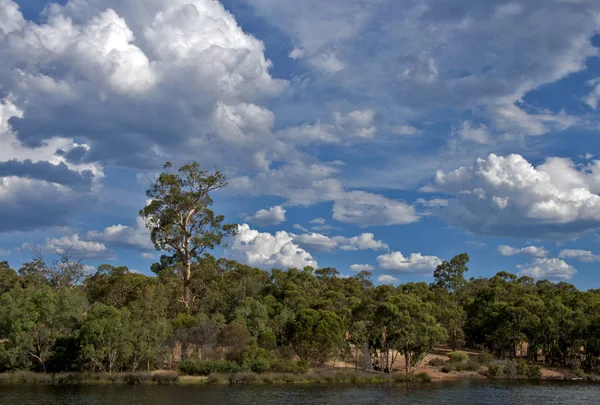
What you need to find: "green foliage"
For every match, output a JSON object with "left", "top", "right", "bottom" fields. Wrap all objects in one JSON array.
[
  {"left": 269, "top": 359, "right": 310, "bottom": 374},
  {"left": 288, "top": 309, "right": 345, "bottom": 367},
  {"left": 179, "top": 359, "right": 240, "bottom": 375},
  {"left": 447, "top": 351, "right": 469, "bottom": 363},
  {"left": 257, "top": 330, "right": 277, "bottom": 350},
  {"left": 241, "top": 345, "right": 275, "bottom": 373}
]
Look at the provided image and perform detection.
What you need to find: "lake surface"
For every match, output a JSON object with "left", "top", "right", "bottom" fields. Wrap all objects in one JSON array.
[{"left": 1, "top": 380, "right": 599, "bottom": 404}]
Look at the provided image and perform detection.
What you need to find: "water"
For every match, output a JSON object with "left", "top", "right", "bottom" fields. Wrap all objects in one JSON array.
[{"left": 0, "top": 380, "right": 599, "bottom": 404}]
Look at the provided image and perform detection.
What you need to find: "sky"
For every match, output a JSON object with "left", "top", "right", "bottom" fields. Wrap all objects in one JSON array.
[{"left": 1, "top": 0, "right": 600, "bottom": 288}]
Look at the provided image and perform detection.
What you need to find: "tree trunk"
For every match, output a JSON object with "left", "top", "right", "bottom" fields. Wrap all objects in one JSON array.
[{"left": 182, "top": 261, "right": 192, "bottom": 309}]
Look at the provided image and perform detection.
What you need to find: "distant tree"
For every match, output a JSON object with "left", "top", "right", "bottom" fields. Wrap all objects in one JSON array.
[
  {"left": 140, "top": 162, "right": 236, "bottom": 309},
  {"left": 288, "top": 309, "right": 345, "bottom": 367},
  {"left": 432, "top": 253, "right": 470, "bottom": 292},
  {"left": 79, "top": 303, "right": 133, "bottom": 373}
]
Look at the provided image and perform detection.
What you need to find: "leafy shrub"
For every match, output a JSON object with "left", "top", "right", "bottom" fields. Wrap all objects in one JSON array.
[
  {"left": 180, "top": 359, "right": 240, "bottom": 376},
  {"left": 428, "top": 358, "right": 446, "bottom": 367},
  {"left": 241, "top": 346, "right": 275, "bottom": 373},
  {"left": 448, "top": 351, "right": 469, "bottom": 363},
  {"left": 269, "top": 359, "right": 310, "bottom": 374},
  {"left": 574, "top": 368, "right": 585, "bottom": 378},
  {"left": 526, "top": 365, "right": 542, "bottom": 379},
  {"left": 122, "top": 373, "right": 152, "bottom": 385},
  {"left": 464, "top": 359, "right": 481, "bottom": 372},
  {"left": 487, "top": 364, "right": 504, "bottom": 377}
]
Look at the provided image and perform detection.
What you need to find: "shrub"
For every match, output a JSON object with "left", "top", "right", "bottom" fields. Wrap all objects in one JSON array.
[
  {"left": 526, "top": 365, "right": 542, "bottom": 379},
  {"left": 229, "top": 372, "right": 260, "bottom": 384},
  {"left": 428, "top": 358, "right": 446, "bottom": 367},
  {"left": 122, "top": 373, "right": 152, "bottom": 385},
  {"left": 152, "top": 372, "right": 179, "bottom": 384},
  {"left": 516, "top": 360, "right": 529, "bottom": 376},
  {"left": 503, "top": 360, "right": 517, "bottom": 378},
  {"left": 487, "top": 364, "right": 504, "bottom": 377},
  {"left": 464, "top": 359, "right": 481, "bottom": 372},
  {"left": 447, "top": 351, "right": 469, "bottom": 363},
  {"left": 180, "top": 359, "right": 240, "bottom": 376},
  {"left": 574, "top": 368, "right": 585, "bottom": 378},
  {"left": 441, "top": 364, "right": 455, "bottom": 373},
  {"left": 241, "top": 346, "right": 275, "bottom": 373}
]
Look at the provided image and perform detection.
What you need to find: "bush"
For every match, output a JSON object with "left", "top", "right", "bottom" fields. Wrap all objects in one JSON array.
[
  {"left": 180, "top": 359, "right": 240, "bottom": 376},
  {"left": 487, "top": 364, "right": 504, "bottom": 377},
  {"left": 229, "top": 372, "right": 260, "bottom": 384},
  {"left": 441, "top": 364, "right": 455, "bottom": 373},
  {"left": 464, "top": 359, "right": 481, "bottom": 372},
  {"left": 526, "top": 365, "right": 542, "bottom": 379},
  {"left": 574, "top": 368, "right": 585, "bottom": 378},
  {"left": 428, "top": 358, "right": 446, "bottom": 367},
  {"left": 241, "top": 346, "right": 275, "bottom": 373},
  {"left": 516, "top": 360, "right": 529, "bottom": 376},
  {"left": 503, "top": 360, "right": 517, "bottom": 378},
  {"left": 447, "top": 351, "right": 469, "bottom": 363},
  {"left": 152, "top": 372, "right": 179, "bottom": 384}
]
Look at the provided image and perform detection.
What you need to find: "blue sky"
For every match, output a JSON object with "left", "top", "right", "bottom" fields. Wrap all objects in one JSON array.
[{"left": 1, "top": 0, "right": 600, "bottom": 287}]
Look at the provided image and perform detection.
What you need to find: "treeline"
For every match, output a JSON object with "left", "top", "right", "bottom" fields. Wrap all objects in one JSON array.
[
  {"left": 1, "top": 253, "right": 600, "bottom": 375},
  {"left": 1, "top": 162, "right": 600, "bottom": 376}
]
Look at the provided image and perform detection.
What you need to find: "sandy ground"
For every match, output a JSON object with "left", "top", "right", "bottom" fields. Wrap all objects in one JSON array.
[{"left": 326, "top": 346, "right": 571, "bottom": 382}]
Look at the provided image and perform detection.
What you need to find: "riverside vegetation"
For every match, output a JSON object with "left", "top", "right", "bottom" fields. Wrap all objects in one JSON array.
[{"left": 1, "top": 162, "right": 600, "bottom": 385}]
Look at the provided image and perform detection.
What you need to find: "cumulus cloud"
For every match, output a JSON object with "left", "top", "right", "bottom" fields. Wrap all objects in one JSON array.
[
  {"left": 559, "top": 249, "right": 600, "bottom": 263},
  {"left": 293, "top": 232, "right": 388, "bottom": 252},
  {"left": 23, "top": 234, "right": 109, "bottom": 259},
  {"left": 333, "top": 191, "right": 419, "bottom": 227},
  {"left": 244, "top": 206, "right": 287, "bottom": 226},
  {"left": 334, "top": 109, "right": 376, "bottom": 139},
  {"left": 85, "top": 217, "right": 153, "bottom": 252},
  {"left": 350, "top": 264, "right": 375, "bottom": 272},
  {"left": 377, "top": 274, "right": 400, "bottom": 284},
  {"left": 431, "top": 154, "right": 600, "bottom": 238},
  {"left": 517, "top": 258, "right": 577, "bottom": 280},
  {"left": 241, "top": 0, "right": 597, "bottom": 137},
  {"left": 497, "top": 245, "right": 549, "bottom": 258},
  {"left": 377, "top": 251, "right": 442, "bottom": 274},
  {"left": 227, "top": 224, "right": 318, "bottom": 269}
]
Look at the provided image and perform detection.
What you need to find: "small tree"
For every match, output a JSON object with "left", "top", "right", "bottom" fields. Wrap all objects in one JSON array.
[
  {"left": 140, "top": 162, "right": 236, "bottom": 309},
  {"left": 432, "top": 253, "right": 469, "bottom": 293}
]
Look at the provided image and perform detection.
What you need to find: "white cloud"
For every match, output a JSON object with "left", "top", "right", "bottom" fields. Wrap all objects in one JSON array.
[
  {"left": 244, "top": 206, "right": 287, "bottom": 226},
  {"left": 334, "top": 109, "right": 377, "bottom": 139},
  {"left": 559, "top": 249, "right": 600, "bottom": 262},
  {"left": 517, "top": 258, "right": 577, "bottom": 280},
  {"left": 336, "top": 233, "right": 388, "bottom": 251},
  {"left": 140, "top": 252, "right": 156, "bottom": 260},
  {"left": 377, "top": 274, "right": 400, "bottom": 284},
  {"left": 350, "top": 264, "right": 375, "bottom": 272},
  {"left": 24, "top": 234, "right": 109, "bottom": 259},
  {"left": 293, "top": 231, "right": 388, "bottom": 252},
  {"left": 497, "top": 245, "right": 549, "bottom": 258},
  {"left": 584, "top": 78, "right": 600, "bottom": 110},
  {"left": 228, "top": 224, "right": 318, "bottom": 269},
  {"left": 392, "top": 125, "right": 420, "bottom": 136},
  {"left": 292, "top": 233, "right": 338, "bottom": 252},
  {"left": 431, "top": 154, "right": 600, "bottom": 238},
  {"left": 333, "top": 190, "right": 419, "bottom": 227},
  {"left": 377, "top": 251, "right": 442, "bottom": 274},
  {"left": 293, "top": 223, "right": 309, "bottom": 233},
  {"left": 454, "top": 121, "right": 490, "bottom": 144},
  {"left": 0, "top": 248, "right": 11, "bottom": 256},
  {"left": 310, "top": 218, "right": 327, "bottom": 225},
  {"left": 85, "top": 217, "right": 153, "bottom": 252}
]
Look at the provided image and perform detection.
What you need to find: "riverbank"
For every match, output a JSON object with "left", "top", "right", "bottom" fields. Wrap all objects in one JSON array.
[{"left": 0, "top": 370, "right": 433, "bottom": 386}]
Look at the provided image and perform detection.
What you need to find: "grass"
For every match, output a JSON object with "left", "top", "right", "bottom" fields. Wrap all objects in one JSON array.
[{"left": 0, "top": 369, "right": 432, "bottom": 386}]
